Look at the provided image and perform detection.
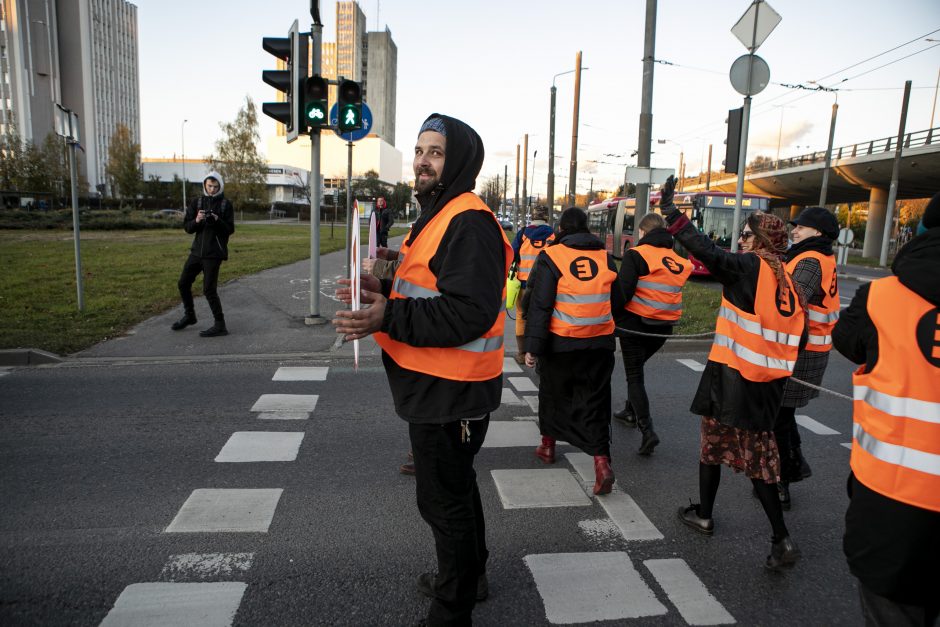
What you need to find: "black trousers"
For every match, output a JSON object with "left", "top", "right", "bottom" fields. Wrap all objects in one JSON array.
[
  {"left": 409, "top": 416, "right": 490, "bottom": 627},
  {"left": 378, "top": 229, "right": 389, "bottom": 247},
  {"left": 177, "top": 254, "right": 224, "bottom": 321},
  {"left": 618, "top": 332, "right": 668, "bottom": 423}
]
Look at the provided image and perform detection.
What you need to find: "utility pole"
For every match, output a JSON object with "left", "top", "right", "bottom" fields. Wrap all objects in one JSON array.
[
  {"left": 567, "top": 51, "right": 583, "bottom": 207},
  {"left": 522, "top": 134, "right": 529, "bottom": 221},
  {"left": 635, "top": 0, "right": 657, "bottom": 221},
  {"left": 880, "top": 80, "right": 912, "bottom": 267},
  {"left": 705, "top": 144, "right": 713, "bottom": 190},
  {"left": 514, "top": 144, "right": 520, "bottom": 229},
  {"left": 306, "top": 2, "right": 326, "bottom": 324},
  {"left": 503, "top": 164, "right": 508, "bottom": 220},
  {"left": 819, "top": 101, "right": 838, "bottom": 207},
  {"left": 548, "top": 81, "right": 556, "bottom": 221}
]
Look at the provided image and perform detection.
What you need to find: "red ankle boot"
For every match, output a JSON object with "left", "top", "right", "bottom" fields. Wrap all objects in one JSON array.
[
  {"left": 593, "top": 455, "right": 615, "bottom": 495},
  {"left": 535, "top": 436, "right": 556, "bottom": 464}
]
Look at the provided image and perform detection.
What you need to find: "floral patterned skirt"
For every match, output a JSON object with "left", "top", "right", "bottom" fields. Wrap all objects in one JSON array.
[{"left": 699, "top": 416, "right": 781, "bottom": 484}]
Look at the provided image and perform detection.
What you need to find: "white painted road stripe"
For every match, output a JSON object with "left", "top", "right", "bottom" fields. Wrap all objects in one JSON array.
[
  {"left": 503, "top": 357, "right": 523, "bottom": 374},
  {"left": 160, "top": 553, "right": 254, "bottom": 582},
  {"left": 250, "top": 394, "right": 318, "bottom": 413},
  {"left": 482, "top": 421, "right": 541, "bottom": 447},
  {"left": 256, "top": 411, "right": 310, "bottom": 420},
  {"left": 644, "top": 558, "right": 735, "bottom": 625},
  {"left": 214, "top": 432, "right": 305, "bottom": 462},
  {"left": 166, "top": 489, "right": 283, "bottom": 533},
  {"left": 509, "top": 376, "right": 538, "bottom": 392},
  {"left": 841, "top": 442, "right": 853, "bottom": 450},
  {"left": 272, "top": 366, "right": 328, "bottom": 381},
  {"left": 501, "top": 388, "right": 525, "bottom": 405},
  {"left": 524, "top": 396, "right": 539, "bottom": 412},
  {"left": 525, "top": 552, "right": 667, "bottom": 623},
  {"left": 796, "top": 414, "right": 840, "bottom": 435},
  {"left": 100, "top": 582, "right": 246, "bottom": 627},
  {"left": 491, "top": 469, "right": 592, "bottom": 509},
  {"left": 513, "top": 415, "right": 539, "bottom": 421},
  {"left": 677, "top": 359, "right": 706, "bottom": 372}
]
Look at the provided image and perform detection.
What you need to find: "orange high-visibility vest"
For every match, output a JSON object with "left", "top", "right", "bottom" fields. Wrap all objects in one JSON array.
[
  {"left": 850, "top": 276, "right": 940, "bottom": 512},
  {"left": 625, "top": 244, "right": 692, "bottom": 323},
  {"left": 518, "top": 231, "right": 555, "bottom": 281},
  {"left": 785, "top": 250, "right": 839, "bottom": 352},
  {"left": 708, "top": 256, "right": 805, "bottom": 382},
  {"left": 543, "top": 245, "right": 617, "bottom": 339},
  {"left": 374, "top": 193, "right": 512, "bottom": 382}
]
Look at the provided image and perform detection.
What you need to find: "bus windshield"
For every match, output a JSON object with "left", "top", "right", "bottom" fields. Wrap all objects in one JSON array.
[{"left": 693, "top": 194, "right": 770, "bottom": 248}]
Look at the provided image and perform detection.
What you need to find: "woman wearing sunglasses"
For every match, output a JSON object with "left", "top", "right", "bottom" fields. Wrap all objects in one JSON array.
[{"left": 658, "top": 176, "right": 807, "bottom": 571}]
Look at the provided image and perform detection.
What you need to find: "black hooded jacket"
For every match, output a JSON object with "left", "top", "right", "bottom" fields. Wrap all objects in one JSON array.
[
  {"left": 182, "top": 175, "right": 235, "bottom": 260},
  {"left": 379, "top": 114, "right": 508, "bottom": 423},
  {"left": 834, "top": 228, "right": 940, "bottom": 605}
]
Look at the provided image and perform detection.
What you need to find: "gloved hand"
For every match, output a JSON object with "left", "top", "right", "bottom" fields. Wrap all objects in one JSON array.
[{"left": 659, "top": 175, "right": 678, "bottom": 216}]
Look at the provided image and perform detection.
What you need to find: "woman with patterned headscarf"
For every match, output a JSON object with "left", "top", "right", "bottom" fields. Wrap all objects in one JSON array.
[{"left": 659, "top": 176, "right": 807, "bottom": 571}]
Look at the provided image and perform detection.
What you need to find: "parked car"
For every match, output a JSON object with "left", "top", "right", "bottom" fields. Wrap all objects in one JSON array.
[
  {"left": 152, "top": 209, "right": 184, "bottom": 220},
  {"left": 500, "top": 218, "right": 513, "bottom": 231}
]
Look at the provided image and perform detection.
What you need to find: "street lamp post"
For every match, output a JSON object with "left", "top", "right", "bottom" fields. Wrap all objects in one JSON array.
[
  {"left": 181, "top": 119, "right": 188, "bottom": 210},
  {"left": 657, "top": 138, "right": 684, "bottom": 189},
  {"left": 548, "top": 66, "right": 589, "bottom": 225},
  {"left": 531, "top": 150, "right": 538, "bottom": 207}
]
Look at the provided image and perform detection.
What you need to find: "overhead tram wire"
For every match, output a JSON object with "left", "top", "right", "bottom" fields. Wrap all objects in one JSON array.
[{"left": 808, "top": 27, "right": 940, "bottom": 84}]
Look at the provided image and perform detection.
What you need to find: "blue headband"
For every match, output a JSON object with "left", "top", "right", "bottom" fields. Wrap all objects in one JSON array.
[{"left": 418, "top": 117, "right": 447, "bottom": 137}]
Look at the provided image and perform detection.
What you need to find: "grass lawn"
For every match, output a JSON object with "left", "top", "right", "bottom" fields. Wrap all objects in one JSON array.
[
  {"left": 0, "top": 224, "right": 406, "bottom": 355},
  {"left": 675, "top": 279, "right": 720, "bottom": 336}
]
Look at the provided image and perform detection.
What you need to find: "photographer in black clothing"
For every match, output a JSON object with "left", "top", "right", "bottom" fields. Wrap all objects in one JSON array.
[{"left": 171, "top": 172, "right": 235, "bottom": 337}]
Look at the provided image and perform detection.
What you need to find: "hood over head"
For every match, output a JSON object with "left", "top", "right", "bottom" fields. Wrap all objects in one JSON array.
[
  {"left": 892, "top": 227, "right": 940, "bottom": 306},
  {"left": 204, "top": 171, "right": 224, "bottom": 197},
  {"left": 413, "top": 113, "right": 484, "bottom": 214}
]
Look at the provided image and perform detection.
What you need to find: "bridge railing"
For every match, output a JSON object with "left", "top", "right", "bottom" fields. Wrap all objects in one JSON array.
[{"left": 748, "top": 127, "right": 939, "bottom": 174}]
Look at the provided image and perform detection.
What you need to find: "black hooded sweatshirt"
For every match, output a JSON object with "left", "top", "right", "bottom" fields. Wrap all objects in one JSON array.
[
  {"left": 833, "top": 228, "right": 940, "bottom": 605},
  {"left": 378, "top": 114, "right": 508, "bottom": 423}
]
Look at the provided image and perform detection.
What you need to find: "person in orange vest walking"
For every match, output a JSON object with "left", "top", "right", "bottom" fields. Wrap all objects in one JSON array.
[
  {"left": 833, "top": 193, "right": 940, "bottom": 626},
  {"left": 774, "top": 206, "right": 841, "bottom": 509},
  {"left": 510, "top": 205, "right": 555, "bottom": 364},
  {"left": 523, "top": 207, "right": 626, "bottom": 495},
  {"left": 659, "top": 176, "right": 807, "bottom": 570},
  {"left": 334, "top": 114, "right": 511, "bottom": 626},
  {"left": 614, "top": 212, "right": 691, "bottom": 455}
]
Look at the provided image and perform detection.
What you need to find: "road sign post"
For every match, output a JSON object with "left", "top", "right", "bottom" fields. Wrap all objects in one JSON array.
[
  {"left": 329, "top": 101, "right": 373, "bottom": 277},
  {"left": 55, "top": 104, "right": 84, "bottom": 311},
  {"left": 306, "top": 11, "right": 326, "bottom": 325}
]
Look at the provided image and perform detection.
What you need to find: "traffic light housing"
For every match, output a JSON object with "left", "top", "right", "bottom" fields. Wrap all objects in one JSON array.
[
  {"left": 304, "top": 75, "right": 329, "bottom": 130},
  {"left": 261, "top": 19, "right": 307, "bottom": 143},
  {"left": 724, "top": 107, "right": 744, "bottom": 174},
  {"left": 337, "top": 79, "right": 363, "bottom": 133}
]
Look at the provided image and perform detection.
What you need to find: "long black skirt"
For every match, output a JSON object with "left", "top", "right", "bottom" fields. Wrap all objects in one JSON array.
[{"left": 537, "top": 348, "right": 614, "bottom": 457}]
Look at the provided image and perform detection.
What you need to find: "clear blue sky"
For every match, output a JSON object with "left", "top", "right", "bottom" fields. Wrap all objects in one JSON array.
[{"left": 136, "top": 0, "right": 940, "bottom": 195}]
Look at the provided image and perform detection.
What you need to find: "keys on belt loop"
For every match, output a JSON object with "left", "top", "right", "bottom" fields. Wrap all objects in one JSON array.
[{"left": 460, "top": 420, "right": 471, "bottom": 443}]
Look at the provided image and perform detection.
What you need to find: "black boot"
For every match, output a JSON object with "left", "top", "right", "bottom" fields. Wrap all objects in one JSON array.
[
  {"left": 637, "top": 415, "right": 659, "bottom": 455},
  {"left": 199, "top": 319, "right": 228, "bottom": 337},
  {"left": 765, "top": 535, "right": 801, "bottom": 570},
  {"left": 171, "top": 312, "right": 197, "bottom": 331},
  {"left": 777, "top": 481, "right": 791, "bottom": 511},
  {"left": 613, "top": 401, "right": 637, "bottom": 427},
  {"left": 793, "top": 447, "right": 812, "bottom": 480}
]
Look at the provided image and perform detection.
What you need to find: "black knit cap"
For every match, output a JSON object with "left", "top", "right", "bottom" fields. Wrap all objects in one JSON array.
[{"left": 788, "top": 206, "right": 839, "bottom": 240}]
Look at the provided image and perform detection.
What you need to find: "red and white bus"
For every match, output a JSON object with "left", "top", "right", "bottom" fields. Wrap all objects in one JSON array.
[{"left": 587, "top": 190, "right": 772, "bottom": 276}]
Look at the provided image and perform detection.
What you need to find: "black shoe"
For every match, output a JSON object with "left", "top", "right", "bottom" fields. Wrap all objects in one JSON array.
[
  {"left": 416, "top": 572, "right": 488, "bottom": 602},
  {"left": 794, "top": 447, "right": 812, "bottom": 480},
  {"left": 777, "top": 481, "right": 791, "bottom": 511},
  {"left": 613, "top": 403, "right": 637, "bottom": 427},
  {"left": 199, "top": 322, "right": 228, "bottom": 337},
  {"left": 171, "top": 313, "right": 197, "bottom": 331},
  {"left": 677, "top": 503, "right": 714, "bottom": 536},
  {"left": 638, "top": 430, "right": 660, "bottom": 456},
  {"left": 765, "top": 536, "right": 801, "bottom": 571}
]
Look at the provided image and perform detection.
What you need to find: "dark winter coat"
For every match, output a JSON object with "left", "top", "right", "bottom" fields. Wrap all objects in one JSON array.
[
  {"left": 183, "top": 194, "right": 235, "bottom": 260},
  {"left": 665, "top": 212, "right": 806, "bottom": 432},
  {"left": 615, "top": 227, "right": 678, "bottom": 332},
  {"left": 834, "top": 228, "right": 940, "bottom": 606},
  {"left": 523, "top": 231, "right": 625, "bottom": 356},
  {"left": 378, "top": 114, "right": 507, "bottom": 423}
]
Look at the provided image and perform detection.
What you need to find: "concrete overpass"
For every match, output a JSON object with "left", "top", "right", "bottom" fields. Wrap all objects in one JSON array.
[{"left": 683, "top": 127, "right": 940, "bottom": 257}]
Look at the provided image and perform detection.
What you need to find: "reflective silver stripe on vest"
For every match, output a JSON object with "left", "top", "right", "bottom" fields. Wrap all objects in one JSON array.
[
  {"left": 552, "top": 309, "right": 612, "bottom": 326},
  {"left": 520, "top": 254, "right": 539, "bottom": 261},
  {"left": 632, "top": 295, "right": 682, "bottom": 311},
  {"left": 556, "top": 292, "right": 610, "bottom": 304},
  {"left": 636, "top": 279, "right": 681, "bottom": 294},
  {"left": 457, "top": 335, "right": 504, "bottom": 353},
  {"left": 854, "top": 385, "right": 940, "bottom": 424},
  {"left": 853, "top": 422, "right": 940, "bottom": 476},
  {"left": 807, "top": 334, "right": 832, "bottom": 345},
  {"left": 808, "top": 309, "right": 840, "bottom": 323},
  {"left": 393, "top": 277, "right": 440, "bottom": 299},
  {"left": 718, "top": 306, "right": 801, "bottom": 346},
  {"left": 713, "top": 333, "right": 796, "bottom": 373}
]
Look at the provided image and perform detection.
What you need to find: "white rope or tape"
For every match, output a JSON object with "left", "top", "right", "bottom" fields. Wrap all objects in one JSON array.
[
  {"left": 615, "top": 326, "right": 715, "bottom": 339},
  {"left": 789, "top": 377, "right": 854, "bottom": 401}
]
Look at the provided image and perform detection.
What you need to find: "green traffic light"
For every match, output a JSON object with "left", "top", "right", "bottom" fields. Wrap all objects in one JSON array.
[{"left": 338, "top": 104, "right": 361, "bottom": 132}]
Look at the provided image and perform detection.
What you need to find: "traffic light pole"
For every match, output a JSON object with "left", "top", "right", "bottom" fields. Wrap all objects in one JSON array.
[
  {"left": 306, "top": 18, "right": 326, "bottom": 325},
  {"left": 345, "top": 140, "right": 353, "bottom": 278},
  {"left": 67, "top": 136, "right": 84, "bottom": 311}
]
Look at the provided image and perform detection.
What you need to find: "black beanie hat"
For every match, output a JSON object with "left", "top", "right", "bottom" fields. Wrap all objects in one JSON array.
[{"left": 788, "top": 206, "right": 839, "bottom": 240}]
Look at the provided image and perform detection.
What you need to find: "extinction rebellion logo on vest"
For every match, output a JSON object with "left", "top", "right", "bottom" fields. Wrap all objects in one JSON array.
[
  {"left": 775, "top": 286, "right": 798, "bottom": 318},
  {"left": 915, "top": 307, "right": 940, "bottom": 368},
  {"left": 662, "top": 256, "right": 685, "bottom": 275},
  {"left": 570, "top": 257, "right": 599, "bottom": 281}
]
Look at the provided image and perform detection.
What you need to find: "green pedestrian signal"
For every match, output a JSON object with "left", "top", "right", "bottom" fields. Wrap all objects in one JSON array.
[
  {"left": 337, "top": 79, "right": 363, "bottom": 133},
  {"left": 304, "top": 75, "right": 329, "bottom": 129}
]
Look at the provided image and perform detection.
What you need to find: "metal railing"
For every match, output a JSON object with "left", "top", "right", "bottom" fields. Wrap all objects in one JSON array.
[{"left": 748, "top": 127, "right": 939, "bottom": 175}]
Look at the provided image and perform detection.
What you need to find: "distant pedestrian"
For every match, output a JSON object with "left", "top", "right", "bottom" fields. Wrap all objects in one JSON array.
[
  {"left": 774, "top": 206, "right": 840, "bottom": 509},
  {"left": 511, "top": 205, "right": 555, "bottom": 364},
  {"left": 334, "top": 114, "right": 510, "bottom": 626},
  {"left": 614, "top": 211, "right": 691, "bottom": 455},
  {"left": 171, "top": 172, "right": 234, "bottom": 337},
  {"left": 834, "top": 192, "right": 940, "bottom": 626},
  {"left": 377, "top": 196, "right": 392, "bottom": 247},
  {"left": 524, "top": 207, "right": 625, "bottom": 495},
  {"left": 660, "top": 176, "right": 807, "bottom": 571}
]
